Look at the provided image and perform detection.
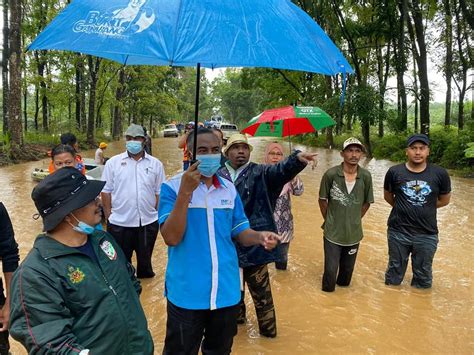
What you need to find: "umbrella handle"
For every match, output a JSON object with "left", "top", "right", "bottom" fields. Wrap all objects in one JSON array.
[{"left": 192, "top": 63, "right": 201, "bottom": 161}]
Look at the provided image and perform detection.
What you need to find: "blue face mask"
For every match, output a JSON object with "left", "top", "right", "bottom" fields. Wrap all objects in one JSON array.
[
  {"left": 126, "top": 140, "right": 143, "bottom": 155},
  {"left": 68, "top": 214, "right": 95, "bottom": 235},
  {"left": 196, "top": 154, "right": 221, "bottom": 177}
]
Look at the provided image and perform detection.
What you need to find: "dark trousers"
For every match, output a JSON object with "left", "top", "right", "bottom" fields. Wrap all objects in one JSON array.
[
  {"left": 275, "top": 242, "right": 290, "bottom": 270},
  {"left": 238, "top": 264, "right": 277, "bottom": 338},
  {"left": 322, "top": 238, "right": 359, "bottom": 292},
  {"left": 107, "top": 221, "right": 159, "bottom": 278},
  {"left": 163, "top": 300, "right": 239, "bottom": 355},
  {"left": 0, "top": 279, "right": 9, "bottom": 355},
  {"left": 385, "top": 229, "right": 438, "bottom": 288}
]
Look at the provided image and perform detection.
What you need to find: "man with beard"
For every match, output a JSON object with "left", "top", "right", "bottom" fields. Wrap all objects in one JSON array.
[
  {"left": 219, "top": 134, "right": 317, "bottom": 338},
  {"left": 318, "top": 137, "right": 374, "bottom": 292}
]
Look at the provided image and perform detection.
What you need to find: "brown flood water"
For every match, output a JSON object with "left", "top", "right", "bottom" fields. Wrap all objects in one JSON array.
[{"left": 1, "top": 137, "right": 472, "bottom": 354}]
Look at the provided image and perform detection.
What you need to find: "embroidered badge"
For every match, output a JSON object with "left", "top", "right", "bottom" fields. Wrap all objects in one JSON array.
[
  {"left": 67, "top": 265, "right": 85, "bottom": 284},
  {"left": 100, "top": 240, "right": 117, "bottom": 260}
]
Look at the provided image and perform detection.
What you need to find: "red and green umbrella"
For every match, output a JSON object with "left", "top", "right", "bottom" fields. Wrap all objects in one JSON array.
[{"left": 242, "top": 106, "right": 335, "bottom": 137}]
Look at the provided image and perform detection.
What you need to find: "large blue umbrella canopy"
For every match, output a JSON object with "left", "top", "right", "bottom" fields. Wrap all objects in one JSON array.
[
  {"left": 28, "top": 0, "right": 352, "bottom": 75},
  {"left": 28, "top": 0, "right": 352, "bottom": 158}
]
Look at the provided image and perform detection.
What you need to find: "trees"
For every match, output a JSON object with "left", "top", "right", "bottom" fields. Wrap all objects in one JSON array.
[
  {"left": 8, "top": 0, "right": 22, "bottom": 148},
  {"left": 0, "top": 0, "right": 470, "bottom": 161}
]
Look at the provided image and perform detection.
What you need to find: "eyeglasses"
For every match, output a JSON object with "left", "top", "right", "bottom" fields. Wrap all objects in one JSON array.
[{"left": 268, "top": 152, "right": 283, "bottom": 157}]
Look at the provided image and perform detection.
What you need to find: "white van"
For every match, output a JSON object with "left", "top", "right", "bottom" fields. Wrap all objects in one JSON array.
[{"left": 220, "top": 123, "right": 239, "bottom": 143}]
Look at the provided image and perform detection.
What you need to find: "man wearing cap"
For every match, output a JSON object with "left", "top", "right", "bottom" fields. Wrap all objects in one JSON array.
[
  {"left": 218, "top": 133, "right": 317, "bottom": 338},
  {"left": 94, "top": 141, "right": 107, "bottom": 165},
  {"left": 101, "top": 123, "right": 165, "bottom": 278},
  {"left": 9, "top": 167, "right": 154, "bottom": 354},
  {"left": 384, "top": 133, "right": 451, "bottom": 288},
  {"left": 318, "top": 137, "right": 374, "bottom": 292},
  {"left": 159, "top": 128, "right": 280, "bottom": 354}
]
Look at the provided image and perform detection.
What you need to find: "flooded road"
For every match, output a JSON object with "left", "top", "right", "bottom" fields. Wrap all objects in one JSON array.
[{"left": 1, "top": 137, "right": 472, "bottom": 354}]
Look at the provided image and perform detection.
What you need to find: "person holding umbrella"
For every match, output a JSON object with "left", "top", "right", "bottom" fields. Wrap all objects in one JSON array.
[
  {"left": 8, "top": 167, "right": 154, "bottom": 354},
  {"left": 219, "top": 133, "right": 317, "bottom": 338},
  {"left": 159, "top": 128, "right": 280, "bottom": 354}
]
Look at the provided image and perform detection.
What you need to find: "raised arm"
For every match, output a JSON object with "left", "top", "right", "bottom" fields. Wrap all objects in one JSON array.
[{"left": 160, "top": 162, "right": 201, "bottom": 246}]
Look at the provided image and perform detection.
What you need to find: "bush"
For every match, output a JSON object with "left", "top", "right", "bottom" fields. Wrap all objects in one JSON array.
[{"left": 372, "top": 134, "right": 406, "bottom": 162}]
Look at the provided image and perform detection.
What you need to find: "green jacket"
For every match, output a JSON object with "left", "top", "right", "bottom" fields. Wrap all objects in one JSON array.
[{"left": 9, "top": 231, "right": 153, "bottom": 355}]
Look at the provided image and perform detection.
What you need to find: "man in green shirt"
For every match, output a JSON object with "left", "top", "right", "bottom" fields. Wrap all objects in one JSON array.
[{"left": 318, "top": 137, "right": 374, "bottom": 292}]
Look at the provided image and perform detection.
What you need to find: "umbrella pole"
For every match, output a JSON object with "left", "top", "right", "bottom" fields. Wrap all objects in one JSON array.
[{"left": 192, "top": 63, "right": 201, "bottom": 161}]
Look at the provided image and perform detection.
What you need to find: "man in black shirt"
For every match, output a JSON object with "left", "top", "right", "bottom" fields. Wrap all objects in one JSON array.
[
  {"left": 0, "top": 202, "right": 20, "bottom": 355},
  {"left": 383, "top": 134, "right": 451, "bottom": 288}
]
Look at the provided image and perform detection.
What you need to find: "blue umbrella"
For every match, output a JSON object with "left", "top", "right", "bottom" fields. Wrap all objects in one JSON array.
[{"left": 28, "top": 0, "right": 353, "bottom": 158}]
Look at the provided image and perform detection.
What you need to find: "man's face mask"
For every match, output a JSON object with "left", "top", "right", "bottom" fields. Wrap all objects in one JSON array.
[{"left": 196, "top": 154, "right": 221, "bottom": 177}]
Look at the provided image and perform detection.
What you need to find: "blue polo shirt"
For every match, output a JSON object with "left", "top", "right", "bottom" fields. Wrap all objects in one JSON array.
[{"left": 158, "top": 173, "right": 250, "bottom": 310}]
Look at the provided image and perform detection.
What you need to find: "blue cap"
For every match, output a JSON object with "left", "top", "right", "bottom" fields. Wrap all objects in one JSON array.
[{"left": 407, "top": 134, "right": 430, "bottom": 147}]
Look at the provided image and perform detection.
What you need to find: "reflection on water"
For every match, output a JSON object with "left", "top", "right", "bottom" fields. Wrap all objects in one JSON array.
[{"left": 2, "top": 136, "right": 472, "bottom": 354}]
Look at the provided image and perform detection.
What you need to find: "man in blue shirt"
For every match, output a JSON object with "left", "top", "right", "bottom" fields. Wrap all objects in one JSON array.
[{"left": 159, "top": 128, "right": 279, "bottom": 355}]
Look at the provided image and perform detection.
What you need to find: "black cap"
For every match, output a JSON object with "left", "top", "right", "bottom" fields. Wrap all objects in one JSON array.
[
  {"left": 407, "top": 134, "right": 430, "bottom": 147},
  {"left": 31, "top": 167, "right": 105, "bottom": 231}
]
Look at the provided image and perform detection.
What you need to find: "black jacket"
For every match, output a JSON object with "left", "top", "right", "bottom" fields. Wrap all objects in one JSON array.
[
  {"left": 0, "top": 202, "right": 19, "bottom": 274},
  {"left": 218, "top": 152, "right": 306, "bottom": 267}
]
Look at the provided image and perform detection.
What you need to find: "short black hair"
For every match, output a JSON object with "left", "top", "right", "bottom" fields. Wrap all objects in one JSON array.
[
  {"left": 186, "top": 127, "right": 217, "bottom": 153},
  {"left": 51, "top": 144, "right": 76, "bottom": 160},
  {"left": 211, "top": 127, "right": 224, "bottom": 139},
  {"left": 60, "top": 133, "right": 77, "bottom": 146}
]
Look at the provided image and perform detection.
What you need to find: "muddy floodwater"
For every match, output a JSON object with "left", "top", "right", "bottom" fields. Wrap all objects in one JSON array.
[{"left": 1, "top": 137, "right": 472, "bottom": 354}]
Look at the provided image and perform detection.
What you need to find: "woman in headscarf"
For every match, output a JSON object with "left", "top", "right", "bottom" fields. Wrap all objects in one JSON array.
[{"left": 264, "top": 142, "right": 304, "bottom": 270}]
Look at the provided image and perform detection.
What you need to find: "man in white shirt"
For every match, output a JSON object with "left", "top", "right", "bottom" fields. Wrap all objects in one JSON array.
[{"left": 101, "top": 124, "right": 165, "bottom": 278}]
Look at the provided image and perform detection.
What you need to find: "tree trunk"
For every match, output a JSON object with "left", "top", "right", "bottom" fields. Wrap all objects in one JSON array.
[
  {"left": 410, "top": 0, "right": 430, "bottom": 135},
  {"left": 395, "top": 0, "right": 408, "bottom": 131},
  {"left": 112, "top": 69, "right": 125, "bottom": 140},
  {"left": 75, "top": 55, "right": 83, "bottom": 130},
  {"left": 2, "top": 0, "right": 9, "bottom": 134},
  {"left": 325, "top": 76, "right": 334, "bottom": 148},
  {"left": 34, "top": 84, "right": 39, "bottom": 130},
  {"left": 8, "top": 0, "right": 22, "bottom": 148},
  {"left": 454, "top": 6, "right": 469, "bottom": 130},
  {"left": 376, "top": 42, "right": 390, "bottom": 137},
  {"left": 86, "top": 55, "right": 101, "bottom": 145},
  {"left": 34, "top": 51, "right": 48, "bottom": 131},
  {"left": 443, "top": 0, "right": 453, "bottom": 126},
  {"left": 413, "top": 59, "right": 419, "bottom": 132},
  {"left": 23, "top": 85, "right": 27, "bottom": 132}
]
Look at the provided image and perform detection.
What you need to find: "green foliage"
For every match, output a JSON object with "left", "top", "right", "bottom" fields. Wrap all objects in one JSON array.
[
  {"left": 465, "top": 143, "right": 474, "bottom": 158},
  {"left": 372, "top": 134, "right": 407, "bottom": 162}
]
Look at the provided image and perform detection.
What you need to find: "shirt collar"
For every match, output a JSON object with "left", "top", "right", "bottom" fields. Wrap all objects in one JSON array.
[
  {"left": 337, "top": 163, "right": 360, "bottom": 178},
  {"left": 121, "top": 151, "right": 149, "bottom": 161},
  {"left": 225, "top": 161, "right": 250, "bottom": 182}
]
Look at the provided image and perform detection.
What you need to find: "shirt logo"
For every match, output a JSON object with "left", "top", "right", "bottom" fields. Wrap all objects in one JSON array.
[
  {"left": 100, "top": 240, "right": 117, "bottom": 260},
  {"left": 401, "top": 180, "right": 432, "bottom": 206},
  {"left": 221, "top": 199, "right": 232, "bottom": 206},
  {"left": 73, "top": 0, "right": 156, "bottom": 38},
  {"left": 67, "top": 265, "right": 85, "bottom": 284}
]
